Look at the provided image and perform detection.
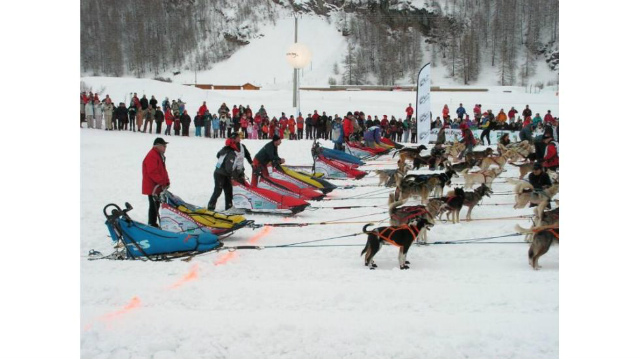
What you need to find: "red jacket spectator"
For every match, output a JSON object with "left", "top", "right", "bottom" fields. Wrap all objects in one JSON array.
[
  {"left": 380, "top": 116, "right": 389, "bottom": 129},
  {"left": 81, "top": 93, "right": 89, "bottom": 104},
  {"left": 288, "top": 117, "right": 296, "bottom": 132},
  {"left": 543, "top": 140, "right": 559, "bottom": 169},
  {"left": 296, "top": 115, "right": 304, "bottom": 129},
  {"left": 473, "top": 105, "right": 481, "bottom": 117},
  {"left": 443, "top": 105, "right": 450, "bottom": 119},
  {"left": 405, "top": 104, "right": 414, "bottom": 118},
  {"left": 198, "top": 102, "right": 208, "bottom": 117},
  {"left": 254, "top": 114, "right": 262, "bottom": 127},
  {"left": 240, "top": 116, "right": 249, "bottom": 129},
  {"left": 245, "top": 107, "right": 253, "bottom": 118},
  {"left": 311, "top": 111, "right": 319, "bottom": 126},
  {"left": 544, "top": 112, "right": 554, "bottom": 124},
  {"left": 142, "top": 146, "right": 170, "bottom": 195},
  {"left": 93, "top": 93, "right": 100, "bottom": 103},
  {"left": 508, "top": 107, "right": 518, "bottom": 120},
  {"left": 343, "top": 115, "right": 354, "bottom": 139},
  {"left": 232, "top": 106, "right": 239, "bottom": 118},
  {"left": 133, "top": 95, "right": 141, "bottom": 108},
  {"left": 164, "top": 110, "right": 174, "bottom": 126}
]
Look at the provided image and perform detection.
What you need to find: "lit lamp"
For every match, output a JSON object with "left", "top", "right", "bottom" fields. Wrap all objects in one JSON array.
[{"left": 286, "top": 42, "right": 312, "bottom": 117}]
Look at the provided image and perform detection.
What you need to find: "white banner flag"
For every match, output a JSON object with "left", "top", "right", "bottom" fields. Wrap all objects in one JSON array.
[{"left": 416, "top": 63, "right": 431, "bottom": 146}]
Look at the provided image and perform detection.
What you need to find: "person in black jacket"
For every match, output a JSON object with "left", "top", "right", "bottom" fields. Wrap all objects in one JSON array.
[
  {"left": 154, "top": 107, "right": 164, "bottom": 134},
  {"left": 180, "top": 110, "right": 191, "bottom": 136},
  {"left": 207, "top": 138, "right": 240, "bottom": 211},
  {"left": 528, "top": 162, "right": 552, "bottom": 208},
  {"left": 114, "top": 103, "right": 129, "bottom": 131},
  {"left": 251, "top": 134, "right": 285, "bottom": 186}
]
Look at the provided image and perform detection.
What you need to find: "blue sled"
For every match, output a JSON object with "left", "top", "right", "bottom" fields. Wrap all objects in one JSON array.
[{"left": 104, "top": 203, "right": 222, "bottom": 259}]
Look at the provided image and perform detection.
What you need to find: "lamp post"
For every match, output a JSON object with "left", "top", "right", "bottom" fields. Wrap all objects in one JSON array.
[{"left": 286, "top": 15, "right": 311, "bottom": 117}]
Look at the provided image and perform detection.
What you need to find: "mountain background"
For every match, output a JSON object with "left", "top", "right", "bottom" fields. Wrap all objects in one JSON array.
[{"left": 80, "top": 0, "right": 559, "bottom": 88}]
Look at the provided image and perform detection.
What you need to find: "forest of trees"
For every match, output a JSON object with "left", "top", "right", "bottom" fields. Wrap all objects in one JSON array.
[{"left": 81, "top": 0, "right": 558, "bottom": 86}]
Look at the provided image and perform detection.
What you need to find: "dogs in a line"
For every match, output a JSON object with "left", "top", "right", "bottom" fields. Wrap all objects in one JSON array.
[
  {"left": 479, "top": 155, "right": 508, "bottom": 171},
  {"left": 448, "top": 157, "right": 477, "bottom": 172},
  {"left": 460, "top": 168, "right": 504, "bottom": 189},
  {"left": 446, "top": 183, "right": 493, "bottom": 221},
  {"left": 393, "top": 144, "right": 427, "bottom": 164},
  {"left": 434, "top": 187, "right": 466, "bottom": 224},
  {"left": 413, "top": 150, "right": 448, "bottom": 170},
  {"left": 516, "top": 223, "right": 559, "bottom": 270},
  {"left": 467, "top": 148, "right": 494, "bottom": 162},
  {"left": 509, "top": 181, "right": 559, "bottom": 209},
  {"left": 395, "top": 169, "right": 459, "bottom": 203},
  {"left": 374, "top": 164, "right": 406, "bottom": 187},
  {"left": 361, "top": 217, "right": 431, "bottom": 269},
  {"left": 388, "top": 194, "right": 436, "bottom": 244},
  {"left": 508, "top": 162, "right": 534, "bottom": 180}
]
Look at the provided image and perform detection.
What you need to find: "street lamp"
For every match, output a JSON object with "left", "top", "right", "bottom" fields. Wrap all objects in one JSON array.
[{"left": 286, "top": 16, "right": 312, "bottom": 117}]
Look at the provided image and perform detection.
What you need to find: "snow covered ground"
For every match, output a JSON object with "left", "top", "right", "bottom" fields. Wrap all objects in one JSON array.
[{"left": 71, "top": 79, "right": 562, "bottom": 359}]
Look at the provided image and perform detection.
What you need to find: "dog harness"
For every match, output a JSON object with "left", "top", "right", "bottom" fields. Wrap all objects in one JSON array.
[
  {"left": 391, "top": 206, "right": 431, "bottom": 224},
  {"left": 376, "top": 225, "right": 421, "bottom": 247},
  {"left": 533, "top": 226, "right": 560, "bottom": 239}
]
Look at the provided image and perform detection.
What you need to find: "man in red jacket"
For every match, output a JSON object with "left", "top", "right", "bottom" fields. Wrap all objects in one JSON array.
[
  {"left": 142, "top": 138, "right": 171, "bottom": 227},
  {"left": 405, "top": 103, "right": 414, "bottom": 120}
]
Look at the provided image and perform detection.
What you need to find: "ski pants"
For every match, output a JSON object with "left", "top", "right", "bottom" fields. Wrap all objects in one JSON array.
[{"left": 208, "top": 172, "right": 233, "bottom": 211}]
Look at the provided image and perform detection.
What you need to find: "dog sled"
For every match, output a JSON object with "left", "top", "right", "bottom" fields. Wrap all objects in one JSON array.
[
  {"left": 158, "top": 190, "right": 254, "bottom": 237},
  {"left": 311, "top": 142, "right": 365, "bottom": 166},
  {"left": 256, "top": 174, "right": 325, "bottom": 201},
  {"left": 312, "top": 155, "right": 367, "bottom": 179},
  {"left": 232, "top": 179, "right": 310, "bottom": 215},
  {"left": 268, "top": 165, "right": 337, "bottom": 194},
  {"left": 345, "top": 141, "right": 389, "bottom": 159},
  {"left": 100, "top": 202, "right": 222, "bottom": 260}
]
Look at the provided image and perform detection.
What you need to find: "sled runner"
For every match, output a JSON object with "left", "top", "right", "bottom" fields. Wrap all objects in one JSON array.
[{"left": 102, "top": 202, "right": 222, "bottom": 260}]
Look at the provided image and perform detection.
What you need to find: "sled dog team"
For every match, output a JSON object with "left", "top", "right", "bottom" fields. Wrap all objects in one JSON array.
[{"left": 364, "top": 142, "right": 558, "bottom": 270}]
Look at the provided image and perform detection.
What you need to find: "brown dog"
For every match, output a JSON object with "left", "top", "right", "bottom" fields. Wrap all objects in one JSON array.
[{"left": 460, "top": 168, "right": 504, "bottom": 189}]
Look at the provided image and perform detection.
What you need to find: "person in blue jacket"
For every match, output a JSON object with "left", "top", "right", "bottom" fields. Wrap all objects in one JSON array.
[
  {"left": 456, "top": 103, "right": 467, "bottom": 120},
  {"left": 363, "top": 125, "right": 382, "bottom": 148},
  {"left": 331, "top": 117, "right": 345, "bottom": 151}
]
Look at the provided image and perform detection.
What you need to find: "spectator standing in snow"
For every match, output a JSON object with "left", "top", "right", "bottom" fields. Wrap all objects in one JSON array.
[
  {"left": 180, "top": 110, "right": 191, "bottom": 136},
  {"left": 212, "top": 114, "right": 220, "bottom": 138},
  {"left": 456, "top": 103, "right": 467, "bottom": 120},
  {"left": 143, "top": 106, "right": 154, "bottom": 133},
  {"left": 85, "top": 99, "right": 94, "bottom": 129},
  {"left": 149, "top": 95, "right": 158, "bottom": 110},
  {"left": 164, "top": 109, "right": 174, "bottom": 136},
  {"left": 305, "top": 113, "right": 313, "bottom": 139},
  {"left": 522, "top": 104, "right": 532, "bottom": 122},
  {"left": 114, "top": 102, "right": 128, "bottom": 131},
  {"left": 204, "top": 110, "right": 213, "bottom": 138},
  {"left": 405, "top": 103, "right": 414, "bottom": 121},
  {"left": 154, "top": 106, "right": 164, "bottom": 134},
  {"left": 127, "top": 103, "right": 137, "bottom": 131},
  {"left": 194, "top": 113, "right": 204, "bottom": 137},
  {"left": 332, "top": 117, "right": 344, "bottom": 151},
  {"left": 93, "top": 100, "right": 103, "bottom": 129},
  {"left": 142, "top": 137, "right": 170, "bottom": 228},
  {"left": 508, "top": 107, "right": 518, "bottom": 124},
  {"left": 103, "top": 101, "right": 114, "bottom": 130}
]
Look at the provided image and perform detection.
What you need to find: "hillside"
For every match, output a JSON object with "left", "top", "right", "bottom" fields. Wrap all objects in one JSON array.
[{"left": 80, "top": 0, "right": 559, "bottom": 88}]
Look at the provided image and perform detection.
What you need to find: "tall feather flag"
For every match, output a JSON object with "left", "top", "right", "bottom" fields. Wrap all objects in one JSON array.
[{"left": 416, "top": 63, "right": 431, "bottom": 146}]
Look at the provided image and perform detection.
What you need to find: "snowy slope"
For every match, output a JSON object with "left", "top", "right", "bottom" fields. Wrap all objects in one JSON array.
[{"left": 78, "top": 78, "right": 560, "bottom": 359}]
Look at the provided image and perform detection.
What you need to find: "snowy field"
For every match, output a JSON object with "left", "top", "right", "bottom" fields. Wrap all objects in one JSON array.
[{"left": 73, "top": 80, "right": 563, "bottom": 359}]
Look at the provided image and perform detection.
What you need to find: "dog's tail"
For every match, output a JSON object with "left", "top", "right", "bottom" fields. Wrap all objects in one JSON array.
[
  {"left": 388, "top": 193, "right": 407, "bottom": 213},
  {"left": 361, "top": 223, "right": 376, "bottom": 257},
  {"left": 362, "top": 223, "right": 376, "bottom": 235}
]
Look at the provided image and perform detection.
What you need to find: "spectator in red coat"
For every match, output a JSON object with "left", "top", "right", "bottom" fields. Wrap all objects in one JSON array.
[
  {"left": 542, "top": 137, "right": 559, "bottom": 172},
  {"left": 198, "top": 101, "right": 208, "bottom": 117},
  {"left": 508, "top": 107, "right": 518, "bottom": 123},
  {"left": 142, "top": 138, "right": 171, "bottom": 227},
  {"left": 443, "top": 104, "right": 450, "bottom": 120},
  {"left": 343, "top": 112, "right": 354, "bottom": 140},
  {"left": 543, "top": 110, "right": 554, "bottom": 124},
  {"left": 405, "top": 103, "right": 414, "bottom": 120},
  {"left": 232, "top": 105, "right": 239, "bottom": 119},
  {"left": 296, "top": 114, "right": 304, "bottom": 140}
]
